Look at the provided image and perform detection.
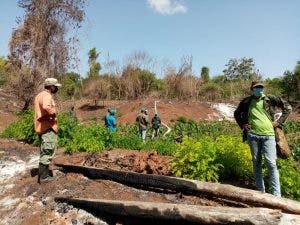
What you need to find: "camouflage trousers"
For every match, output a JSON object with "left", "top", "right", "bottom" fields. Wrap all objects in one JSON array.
[{"left": 39, "top": 129, "right": 58, "bottom": 166}]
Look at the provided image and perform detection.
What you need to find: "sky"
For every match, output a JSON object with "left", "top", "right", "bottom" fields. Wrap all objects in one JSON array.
[{"left": 0, "top": 0, "right": 300, "bottom": 78}]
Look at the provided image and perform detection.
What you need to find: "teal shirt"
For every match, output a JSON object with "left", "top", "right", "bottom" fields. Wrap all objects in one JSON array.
[
  {"left": 105, "top": 115, "right": 117, "bottom": 132},
  {"left": 249, "top": 95, "right": 274, "bottom": 135}
]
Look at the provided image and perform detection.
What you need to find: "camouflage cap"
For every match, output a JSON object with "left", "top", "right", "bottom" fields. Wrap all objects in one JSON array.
[
  {"left": 251, "top": 80, "right": 264, "bottom": 89},
  {"left": 44, "top": 78, "right": 62, "bottom": 87}
]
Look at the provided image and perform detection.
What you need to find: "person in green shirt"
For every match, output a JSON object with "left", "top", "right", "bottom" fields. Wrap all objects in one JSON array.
[{"left": 234, "top": 81, "right": 292, "bottom": 197}]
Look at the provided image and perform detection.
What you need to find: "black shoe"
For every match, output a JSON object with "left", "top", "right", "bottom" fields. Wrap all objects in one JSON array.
[
  {"left": 40, "top": 175, "right": 54, "bottom": 183},
  {"left": 38, "top": 164, "right": 54, "bottom": 184}
]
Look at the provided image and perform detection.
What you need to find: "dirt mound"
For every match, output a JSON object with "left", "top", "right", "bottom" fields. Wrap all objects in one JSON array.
[
  {"left": 70, "top": 98, "right": 222, "bottom": 125},
  {"left": 116, "top": 100, "right": 221, "bottom": 124},
  {"left": 84, "top": 150, "right": 172, "bottom": 175}
]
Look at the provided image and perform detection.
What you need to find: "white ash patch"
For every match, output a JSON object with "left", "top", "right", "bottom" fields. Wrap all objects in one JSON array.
[
  {"left": 0, "top": 155, "right": 39, "bottom": 193},
  {"left": 212, "top": 103, "right": 236, "bottom": 121},
  {"left": 55, "top": 202, "right": 108, "bottom": 225},
  {"left": 0, "top": 159, "right": 26, "bottom": 182},
  {"left": 0, "top": 196, "right": 20, "bottom": 211}
]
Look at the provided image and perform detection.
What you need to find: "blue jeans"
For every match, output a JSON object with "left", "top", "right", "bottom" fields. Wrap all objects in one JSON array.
[
  {"left": 247, "top": 132, "right": 281, "bottom": 197},
  {"left": 139, "top": 130, "right": 147, "bottom": 142}
]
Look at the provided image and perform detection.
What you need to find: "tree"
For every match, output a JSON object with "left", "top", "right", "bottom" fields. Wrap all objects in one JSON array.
[
  {"left": 124, "top": 50, "right": 156, "bottom": 72},
  {"left": 294, "top": 61, "right": 300, "bottom": 100},
  {"left": 223, "top": 57, "right": 259, "bottom": 81},
  {"left": 163, "top": 56, "right": 201, "bottom": 101},
  {"left": 0, "top": 56, "right": 8, "bottom": 86},
  {"left": 177, "top": 55, "right": 193, "bottom": 77},
  {"left": 83, "top": 77, "right": 111, "bottom": 105},
  {"left": 60, "top": 72, "right": 81, "bottom": 100},
  {"left": 264, "top": 78, "right": 283, "bottom": 97},
  {"left": 122, "top": 66, "right": 157, "bottom": 99},
  {"left": 87, "top": 47, "right": 101, "bottom": 78},
  {"left": 280, "top": 62, "right": 300, "bottom": 101},
  {"left": 200, "top": 66, "right": 209, "bottom": 83},
  {"left": 8, "top": 0, "right": 85, "bottom": 110},
  {"left": 199, "top": 82, "right": 223, "bottom": 101}
]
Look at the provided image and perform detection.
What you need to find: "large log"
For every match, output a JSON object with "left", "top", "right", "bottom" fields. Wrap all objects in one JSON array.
[
  {"left": 55, "top": 163, "right": 300, "bottom": 214},
  {"left": 54, "top": 197, "right": 300, "bottom": 225}
]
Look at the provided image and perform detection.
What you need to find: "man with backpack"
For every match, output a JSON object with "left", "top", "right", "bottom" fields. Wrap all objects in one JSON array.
[
  {"left": 234, "top": 80, "right": 292, "bottom": 197},
  {"left": 151, "top": 113, "right": 161, "bottom": 138}
]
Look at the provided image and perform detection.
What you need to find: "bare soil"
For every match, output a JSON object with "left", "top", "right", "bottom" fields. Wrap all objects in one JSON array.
[
  {"left": 0, "top": 138, "right": 220, "bottom": 225},
  {"left": 65, "top": 98, "right": 222, "bottom": 126}
]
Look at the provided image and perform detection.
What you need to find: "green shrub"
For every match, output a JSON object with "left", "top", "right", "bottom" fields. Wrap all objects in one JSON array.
[
  {"left": 117, "top": 124, "right": 139, "bottom": 136},
  {"left": 283, "top": 121, "right": 300, "bottom": 160},
  {"left": 65, "top": 124, "right": 107, "bottom": 154},
  {"left": 1, "top": 111, "right": 79, "bottom": 147},
  {"left": 1, "top": 110, "right": 39, "bottom": 145},
  {"left": 277, "top": 158, "right": 300, "bottom": 200},
  {"left": 284, "top": 121, "right": 300, "bottom": 134},
  {"left": 292, "top": 144, "right": 300, "bottom": 160},
  {"left": 214, "top": 136, "right": 253, "bottom": 181},
  {"left": 57, "top": 113, "right": 78, "bottom": 146},
  {"left": 108, "top": 132, "right": 143, "bottom": 150},
  {"left": 177, "top": 116, "right": 187, "bottom": 124},
  {"left": 171, "top": 135, "right": 253, "bottom": 183},
  {"left": 173, "top": 120, "right": 240, "bottom": 140},
  {"left": 172, "top": 137, "right": 223, "bottom": 182},
  {"left": 143, "top": 139, "right": 177, "bottom": 156}
]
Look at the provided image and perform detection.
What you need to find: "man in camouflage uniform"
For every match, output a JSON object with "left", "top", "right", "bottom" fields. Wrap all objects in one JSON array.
[
  {"left": 34, "top": 78, "right": 61, "bottom": 183},
  {"left": 234, "top": 81, "right": 292, "bottom": 197},
  {"left": 136, "top": 108, "right": 149, "bottom": 142},
  {"left": 151, "top": 113, "right": 161, "bottom": 138}
]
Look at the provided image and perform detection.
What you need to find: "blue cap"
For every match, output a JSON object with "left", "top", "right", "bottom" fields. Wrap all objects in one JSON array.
[
  {"left": 109, "top": 109, "right": 117, "bottom": 115},
  {"left": 110, "top": 109, "right": 116, "bottom": 115}
]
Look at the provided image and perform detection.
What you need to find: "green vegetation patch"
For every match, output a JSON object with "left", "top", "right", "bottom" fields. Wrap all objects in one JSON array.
[{"left": 2, "top": 112, "right": 299, "bottom": 200}]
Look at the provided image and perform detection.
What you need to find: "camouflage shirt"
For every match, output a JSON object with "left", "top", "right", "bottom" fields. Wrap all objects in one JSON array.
[{"left": 136, "top": 113, "right": 149, "bottom": 130}]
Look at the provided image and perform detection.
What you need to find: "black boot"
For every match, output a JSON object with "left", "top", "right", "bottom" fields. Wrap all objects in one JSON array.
[{"left": 38, "top": 164, "right": 54, "bottom": 184}]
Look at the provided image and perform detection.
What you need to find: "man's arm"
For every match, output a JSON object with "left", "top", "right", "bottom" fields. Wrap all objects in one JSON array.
[
  {"left": 42, "top": 94, "right": 56, "bottom": 115},
  {"left": 269, "top": 95, "right": 292, "bottom": 126},
  {"left": 234, "top": 101, "right": 244, "bottom": 129},
  {"left": 39, "top": 94, "right": 56, "bottom": 121}
]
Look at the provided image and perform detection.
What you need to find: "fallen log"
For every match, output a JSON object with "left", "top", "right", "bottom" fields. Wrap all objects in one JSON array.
[
  {"left": 54, "top": 197, "right": 300, "bottom": 225},
  {"left": 55, "top": 163, "right": 300, "bottom": 214}
]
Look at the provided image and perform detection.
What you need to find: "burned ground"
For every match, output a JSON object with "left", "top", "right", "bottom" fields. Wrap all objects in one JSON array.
[{"left": 0, "top": 138, "right": 221, "bottom": 225}]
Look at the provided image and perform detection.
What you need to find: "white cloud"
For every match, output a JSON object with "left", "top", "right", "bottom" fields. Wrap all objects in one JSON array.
[{"left": 147, "top": 0, "right": 187, "bottom": 15}]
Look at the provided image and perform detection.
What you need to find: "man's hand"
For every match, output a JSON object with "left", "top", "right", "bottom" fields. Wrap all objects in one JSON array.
[
  {"left": 243, "top": 124, "right": 251, "bottom": 130},
  {"left": 37, "top": 113, "right": 56, "bottom": 122},
  {"left": 272, "top": 121, "right": 279, "bottom": 128}
]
